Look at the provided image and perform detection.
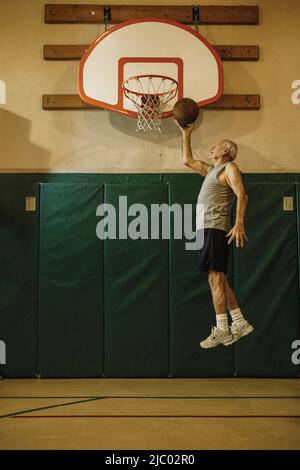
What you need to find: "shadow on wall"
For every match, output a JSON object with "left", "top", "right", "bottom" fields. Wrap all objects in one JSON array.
[
  {"left": 42, "top": 60, "right": 265, "bottom": 170},
  {"left": 108, "top": 60, "right": 262, "bottom": 144},
  {"left": 0, "top": 110, "right": 50, "bottom": 171},
  {"left": 237, "top": 143, "right": 286, "bottom": 173},
  {"left": 50, "top": 61, "right": 262, "bottom": 147}
]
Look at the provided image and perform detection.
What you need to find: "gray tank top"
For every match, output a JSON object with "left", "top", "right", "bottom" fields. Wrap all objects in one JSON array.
[{"left": 196, "top": 162, "right": 235, "bottom": 232}]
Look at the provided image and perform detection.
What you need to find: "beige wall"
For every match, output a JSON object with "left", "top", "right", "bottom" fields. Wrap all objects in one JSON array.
[{"left": 0, "top": 0, "right": 299, "bottom": 173}]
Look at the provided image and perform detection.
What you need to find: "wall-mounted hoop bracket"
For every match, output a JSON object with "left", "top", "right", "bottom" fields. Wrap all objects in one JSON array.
[
  {"left": 193, "top": 7, "right": 200, "bottom": 33},
  {"left": 104, "top": 6, "right": 111, "bottom": 31}
]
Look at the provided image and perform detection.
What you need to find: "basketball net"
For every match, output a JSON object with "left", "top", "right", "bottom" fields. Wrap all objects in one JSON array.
[{"left": 123, "top": 75, "right": 178, "bottom": 132}]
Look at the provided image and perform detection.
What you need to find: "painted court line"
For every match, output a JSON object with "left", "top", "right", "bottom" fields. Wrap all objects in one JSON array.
[
  {"left": 2, "top": 396, "right": 300, "bottom": 420},
  {"left": 11, "top": 415, "right": 300, "bottom": 419},
  {"left": 0, "top": 397, "right": 103, "bottom": 420},
  {"left": 1, "top": 396, "right": 300, "bottom": 400}
]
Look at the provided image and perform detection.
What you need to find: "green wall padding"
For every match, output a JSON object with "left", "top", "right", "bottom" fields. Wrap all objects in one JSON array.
[
  {"left": 0, "top": 173, "right": 299, "bottom": 184},
  {"left": 297, "top": 184, "right": 300, "bottom": 366},
  {"left": 38, "top": 184, "right": 104, "bottom": 377},
  {"left": 0, "top": 184, "right": 39, "bottom": 377},
  {"left": 104, "top": 184, "right": 169, "bottom": 377},
  {"left": 297, "top": 185, "right": 300, "bottom": 310},
  {"left": 233, "top": 183, "right": 300, "bottom": 377},
  {"left": 1, "top": 175, "right": 300, "bottom": 378},
  {"left": 169, "top": 183, "right": 234, "bottom": 377}
]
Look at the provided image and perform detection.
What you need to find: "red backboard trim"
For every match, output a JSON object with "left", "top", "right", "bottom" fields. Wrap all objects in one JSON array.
[
  {"left": 118, "top": 57, "right": 183, "bottom": 118},
  {"left": 78, "top": 18, "right": 224, "bottom": 118}
]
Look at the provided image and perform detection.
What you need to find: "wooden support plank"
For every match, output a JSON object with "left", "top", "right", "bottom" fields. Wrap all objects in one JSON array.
[
  {"left": 44, "top": 44, "right": 259, "bottom": 61},
  {"left": 44, "top": 45, "right": 88, "bottom": 60},
  {"left": 213, "top": 45, "right": 259, "bottom": 61},
  {"left": 42, "top": 94, "right": 260, "bottom": 110},
  {"left": 43, "top": 94, "right": 94, "bottom": 109},
  {"left": 206, "top": 94, "right": 260, "bottom": 109},
  {"left": 45, "top": 5, "right": 259, "bottom": 25}
]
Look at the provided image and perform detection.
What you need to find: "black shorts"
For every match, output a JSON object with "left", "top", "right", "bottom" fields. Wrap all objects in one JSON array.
[{"left": 196, "top": 228, "right": 230, "bottom": 274}]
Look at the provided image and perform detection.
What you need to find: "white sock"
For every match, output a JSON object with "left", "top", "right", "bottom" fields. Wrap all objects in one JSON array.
[
  {"left": 216, "top": 313, "right": 229, "bottom": 331},
  {"left": 230, "top": 307, "right": 245, "bottom": 325}
]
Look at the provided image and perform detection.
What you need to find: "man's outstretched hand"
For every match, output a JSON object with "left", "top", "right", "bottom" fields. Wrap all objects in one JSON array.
[
  {"left": 226, "top": 222, "right": 249, "bottom": 247},
  {"left": 174, "top": 120, "right": 194, "bottom": 136}
]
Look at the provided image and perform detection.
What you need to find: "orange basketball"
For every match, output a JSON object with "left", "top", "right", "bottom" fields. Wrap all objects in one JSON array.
[{"left": 173, "top": 98, "right": 199, "bottom": 127}]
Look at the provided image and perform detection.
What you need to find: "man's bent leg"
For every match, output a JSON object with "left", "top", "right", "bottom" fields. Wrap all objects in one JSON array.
[
  {"left": 200, "top": 269, "right": 233, "bottom": 349},
  {"left": 208, "top": 269, "right": 227, "bottom": 315},
  {"left": 223, "top": 275, "right": 254, "bottom": 346},
  {"left": 224, "top": 276, "right": 239, "bottom": 311}
]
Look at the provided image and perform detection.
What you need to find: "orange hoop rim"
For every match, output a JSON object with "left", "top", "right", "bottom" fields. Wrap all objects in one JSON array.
[{"left": 123, "top": 74, "right": 178, "bottom": 98}]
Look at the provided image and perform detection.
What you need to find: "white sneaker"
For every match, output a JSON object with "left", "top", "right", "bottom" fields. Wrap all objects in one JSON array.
[
  {"left": 200, "top": 326, "right": 234, "bottom": 349},
  {"left": 224, "top": 320, "right": 254, "bottom": 346}
]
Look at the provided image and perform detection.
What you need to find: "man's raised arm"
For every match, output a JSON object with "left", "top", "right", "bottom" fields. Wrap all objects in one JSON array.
[{"left": 179, "top": 125, "right": 210, "bottom": 177}]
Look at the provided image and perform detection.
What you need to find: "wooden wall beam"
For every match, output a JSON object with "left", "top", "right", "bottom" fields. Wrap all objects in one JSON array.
[
  {"left": 44, "top": 45, "right": 88, "bottom": 60},
  {"left": 45, "top": 5, "right": 259, "bottom": 25},
  {"left": 42, "top": 94, "right": 260, "bottom": 110},
  {"left": 43, "top": 95, "right": 94, "bottom": 109},
  {"left": 206, "top": 94, "right": 260, "bottom": 109},
  {"left": 44, "top": 44, "right": 259, "bottom": 61},
  {"left": 214, "top": 45, "right": 259, "bottom": 61}
]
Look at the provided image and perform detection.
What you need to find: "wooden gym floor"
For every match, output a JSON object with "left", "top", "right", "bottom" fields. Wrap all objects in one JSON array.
[{"left": 0, "top": 378, "right": 300, "bottom": 450}]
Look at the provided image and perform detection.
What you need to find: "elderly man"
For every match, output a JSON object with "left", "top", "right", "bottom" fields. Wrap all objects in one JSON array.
[{"left": 179, "top": 123, "right": 254, "bottom": 348}]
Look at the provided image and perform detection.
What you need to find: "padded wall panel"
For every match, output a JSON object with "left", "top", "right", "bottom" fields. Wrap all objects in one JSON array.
[
  {"left": 105, "top": 184, "right": 169, "bottom": 377},
  {"left": 234, "top": 183, "right": 300, "bottom": 377},
  {"left": 38, "top": 184, "right": 104, "bottom": 377},
  {"left": 297, "top": 184, "right": 300, "bottom": 310},
  {"left": 0, "top": 184, "right": 39, "bottom": 377},
  {"left": 169, "top": 183, "right": 234, "bottom": 377},
  {"left": 297, "top": 184, "right": 300, "bottom": 371}
]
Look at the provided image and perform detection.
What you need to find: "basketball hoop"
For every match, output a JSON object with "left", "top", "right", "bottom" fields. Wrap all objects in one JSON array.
[{"left": 123, "top": 74, "right": 178, "bottom": 132}]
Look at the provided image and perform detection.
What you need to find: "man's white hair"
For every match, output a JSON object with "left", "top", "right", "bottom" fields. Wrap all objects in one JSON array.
[{"left": 222, "top": 140, "right": 238, "bottom": 161}]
